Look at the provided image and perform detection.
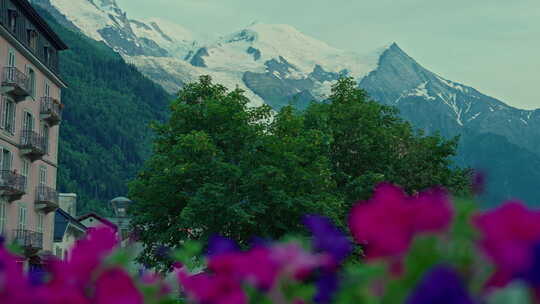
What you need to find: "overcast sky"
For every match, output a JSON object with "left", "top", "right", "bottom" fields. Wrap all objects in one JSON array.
[{"left": 117, "top": 0, "right": 540, "bottom": 110}]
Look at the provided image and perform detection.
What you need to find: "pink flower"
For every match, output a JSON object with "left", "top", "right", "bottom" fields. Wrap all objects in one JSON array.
[
  {"left": 38, "top": 226, "right": 119, "bottom": 303},
  {"left": 349, "top": 183, "right": 453, "bottom": 271},
  {"left": 94, "top": 268, "right": 143, "bottom": 304},
  {"left": 208, "top": 246, "right": 279, "bottom": 290},
  {"left": 178, "top": 270, "right": 247, "bottom": 304},
  {"left": 0, "top": 247, "right": 34, "bottom": 304},
  {"left": 180, "top": 241, "right": 330, "bottom": 303},
  {"left": 208, "top": 242, "right": 328, "bottom": 290},
  {"left": 474, "top": 201, "right": 540, "bottom": 288},
  {"left": 68, "top": 226, "right": 119, "bottom": 284}
]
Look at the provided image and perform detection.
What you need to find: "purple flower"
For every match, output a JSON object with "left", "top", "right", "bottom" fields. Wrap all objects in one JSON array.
[
  {"left": 28, "top": 267, "right": 46, "bottom": 286},
  {"left": 314, "top": 272, "right": 339, "bottom": 304},
  {"left": 406, "top": 266, "right": 475, "bottom": 304},
  {"left": 155, "top": 245, "right": 171, "bottom": 259},
  {"left": 471, "top": 170, "right": 486, "bottom": 195},
  {"left": 518, "top": 242, "right": 540, "bottom": 286},
  {"left": 304, "top": 215, "right": 351, "bottom": 264},
  {"left": 207, "top": 235, "right": 238, "bottom": 257}
]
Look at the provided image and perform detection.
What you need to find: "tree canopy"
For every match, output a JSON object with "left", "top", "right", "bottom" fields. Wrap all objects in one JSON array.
[{"left": 129, "top": 76, "right": 470, "bottom": 269}]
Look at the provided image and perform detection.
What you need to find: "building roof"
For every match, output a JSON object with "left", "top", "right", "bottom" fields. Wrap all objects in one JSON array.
[
  {"left": 13, "top": 0, "right": 68, "bottom": 50},
  {"left": 111, "top": 196, "right": 132, "bottom": 203},
  {"left": 54, "top": 209, "right": 87, "bottom": 242},
  {"left": 77, "top": 213, "right": 118, "bottom": 231}
]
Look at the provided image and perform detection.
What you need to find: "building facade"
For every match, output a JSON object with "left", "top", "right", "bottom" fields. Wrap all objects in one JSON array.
[{"left": 0, "top": 0, "right": 67, "bottom": 260}]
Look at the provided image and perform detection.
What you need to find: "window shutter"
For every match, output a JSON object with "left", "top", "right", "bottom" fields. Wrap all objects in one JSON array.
[
  {"left": 8, "top": 150, "right": 12, "bottom": 171},
  {"left": 7, "top": 101, "right": 14, "bottom": 134},
  {"left": 0, "top": 148, "right": 3, "bottom": 172},
  {"left": 0, "top": 96, "right": 5, "bottom": 130}
]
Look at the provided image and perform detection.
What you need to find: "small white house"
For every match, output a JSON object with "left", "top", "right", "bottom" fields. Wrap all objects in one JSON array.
[{"left": 53, "top": 194, "right": 86, "bottom": 259}]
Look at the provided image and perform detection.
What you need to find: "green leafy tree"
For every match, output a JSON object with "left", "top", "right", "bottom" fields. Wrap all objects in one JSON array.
[
  {"left": 129, "top": 76, "right": 469, "bottom": 269},
  {"left": 303, "top": 77, "right": 470, "bottom": 208},
  {"left": 129, "top": 76, "right": 343, "bottom": 269}
]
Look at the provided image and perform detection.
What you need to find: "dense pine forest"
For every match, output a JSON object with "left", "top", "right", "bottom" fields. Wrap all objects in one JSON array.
[{"left": 36, "top": 8, "right": 171, "bottom": 215}]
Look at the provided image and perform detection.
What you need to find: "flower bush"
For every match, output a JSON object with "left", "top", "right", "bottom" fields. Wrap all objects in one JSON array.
[{"left": 1, "top": 183, "right": 540, "bottom": 303}]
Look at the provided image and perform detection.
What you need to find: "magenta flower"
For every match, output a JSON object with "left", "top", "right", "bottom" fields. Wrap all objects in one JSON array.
[
  {"left": 474, "top": 201, "right": 540, "bottom": 288},
  {"left": 349, "top": 183, "right": 453, "bottom": 272},
  {"left": 94, "top": 268, "right": 143, "bottom": 304},
  {"left": 178, "top": 270, "right": 247, "bottom": 304},
  {"left": 180, "top": 240, "right": 331, "bottom": 303},
  {"left": 0, "top": 247, "right": 34, "bottom": 304},
  {"left": 406, "top": 266, "right": 475, "bottom": 304},
  {"left": 66, "top": 226, "right": 118, "bottom": 286},
  {"left": 207, "top": 246, "right": 274, "bottom": 289}
]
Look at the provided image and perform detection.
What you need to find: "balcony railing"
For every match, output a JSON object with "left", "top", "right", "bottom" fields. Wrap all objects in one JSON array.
[
  {"left": 1, "top": 67, "right": 29, "bottom": 102},
  {"left": 35, "top": 185, "right": 59, "bottom": 213},
  {"left": 20, "top": 130, "right": 47, "bottom": 161},
  {"left": 12, "top": 229, "right": 43, "bottom": 252},
  {"left": 0, "top": 170, "right": 26, "bottom": 201},
  {"left": 40, "top": 97, "right": 63, "bottom": 125}
]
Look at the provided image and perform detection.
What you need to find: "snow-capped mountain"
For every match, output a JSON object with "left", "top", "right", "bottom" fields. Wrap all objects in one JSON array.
[
  {"left": 31, "top": 0, "right": 540, "bottom": 204},
  {"left": 30, "top": 0, "right": 196, "bottom": 58},
  {"left": 360, "top": 43, "right": 540, "bottom": 158}
]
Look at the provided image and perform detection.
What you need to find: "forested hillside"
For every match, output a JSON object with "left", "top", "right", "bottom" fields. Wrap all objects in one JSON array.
[{"left": 36, "top": 8, "right": 171, "bottom": 215}]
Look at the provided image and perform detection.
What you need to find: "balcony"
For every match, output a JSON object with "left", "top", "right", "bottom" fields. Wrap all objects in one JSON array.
[
  {"left": 11, "top": 229, "right": 43, "bottom": 254},
  {"left": 20, "top": 130, "right": 47, "bottom": 161},
  {"left": 40, "top": 97, "right": 63, "bottom": 126},
  {"left": 1, "top": 67, "right": 30, "bottom": 102},
  {"left": 0, "top": 170, "right": 26, "bottom": 202},
  {"left": 35, "top": 185, "right": 59, "bottom": 213}
]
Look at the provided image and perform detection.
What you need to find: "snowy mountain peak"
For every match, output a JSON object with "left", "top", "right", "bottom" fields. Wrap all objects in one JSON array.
[
  {"left": 32, "top": 0, "right": 197, "bottom": 58},
  {"left": 95, "top": 0, "right": 120, "bottom": 11}
]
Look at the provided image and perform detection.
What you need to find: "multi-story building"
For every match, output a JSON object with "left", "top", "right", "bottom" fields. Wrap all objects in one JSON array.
[{"left": 0, "top": 0, "right": 67, "bottom": 263}]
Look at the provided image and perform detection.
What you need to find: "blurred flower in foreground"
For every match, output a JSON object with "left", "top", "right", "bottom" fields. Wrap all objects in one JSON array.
[
  {"left": 471, "top": 170, "right": 486, "bottom": 195},
  {"left": 348, "top": 183, "right": 453, "bottom": 274},
  {"left": 474, "top": 201, "right": 540, "bottom": 288},
  {"left": 304, "top": 215, "right": 352, "bottom": 265},
  {"left": 406, "top": 266, "right": 475, "bottom": 304},
  {"left": 207, "top": 235, "right": 239, "bottom": 257}
]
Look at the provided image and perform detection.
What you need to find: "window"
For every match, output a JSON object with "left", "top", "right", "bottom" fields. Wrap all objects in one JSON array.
[
  {"left": 0, "top": 97, "right": 16, "bottom": 134},
  {"left": 21, "top": 159, "right": 30, "bottom": 190},
  {"left": 7, "top": 49, "right": 16, "bottom": 67},
  {"left": 22, "top": 111, "right": 34, "bottom": 132},
  {"left": 7, "top": 10, "right": 18, "bottom": 33},
  {"left": 55, "top": 246, "right": 62, "bottom": 258},
  {"left": 0, "top": 148, "right": 12, "bottom": 171},
  {"left": 43, "top": 47, "right": 51, "bottom": 65},
  {"left": 18, "top": 206, "right": 27, "bottom": 231},
  {"left": 37, "top": 213, "right": 44, "bottom": 233},
  {"left": 44, "top": 82, "right": 51, "bottom": 97},
  {"left": 42, "top": 124, "right": 50, "bottom": 153},
  {"left": 39, "top": 166, "right": 47, "bottom": 186},
  {"left": 27, "top": 67, "right": 36, "bottom": 97},
  {"left": 6, "top": 49, "right": 16, "bottom": 83},
  {"left": 0, "top": 201, "right": 6, "bottom": 236},
  {"left": 26, "top": 30, "right": 38, "bottom": 51}
]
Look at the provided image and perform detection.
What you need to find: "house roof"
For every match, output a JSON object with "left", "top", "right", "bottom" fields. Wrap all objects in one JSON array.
[
  {"left": 54, "top": 209, "right": 87, "bottom": 242},
  {"left": 13, "top": 0, "right": 68, "bottom": 50},
  {"left": 77, "top": 213, "right": 118, "bottom": 230}
]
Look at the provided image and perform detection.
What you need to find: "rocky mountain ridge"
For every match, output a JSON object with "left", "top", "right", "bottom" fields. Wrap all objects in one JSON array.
[{"left": 31, "top": 0, "right": 540, "bottom": 205}]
